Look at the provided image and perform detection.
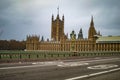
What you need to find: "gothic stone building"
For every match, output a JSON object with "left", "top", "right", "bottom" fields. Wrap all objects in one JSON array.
[{"left": 26, "top": 12, "right": 120, "bottom": 52}]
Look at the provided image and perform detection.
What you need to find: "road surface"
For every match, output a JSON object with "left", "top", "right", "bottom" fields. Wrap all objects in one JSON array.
[{"left": 0, "top": 57, "right": 120, "bottom": 80}]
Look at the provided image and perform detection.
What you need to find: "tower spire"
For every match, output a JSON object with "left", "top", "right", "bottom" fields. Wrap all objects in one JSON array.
[
  {"left": 92, "top": 15, "right": 93, "bottom": 22},
  {"left": 57, "top": 6, "right": 60, "bottom": 19},
  {"left": 91, "top": 15, "right": 94, "bottom": 26},
  {"left": 57, "top": 6, "right": 59, "bottom": 15},
  {"left": 52, "top": 14, "right": 54, "bottom": 21},
  {"left": 78, "top": 28, "right": 83, "bottom": 39},
  {"left": 88, "top": 15, "right": 97, "bottom": 39}
]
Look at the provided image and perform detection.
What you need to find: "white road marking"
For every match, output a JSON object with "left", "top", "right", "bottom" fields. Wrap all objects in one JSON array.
[
  {"left": 62, "top": 58, "right": 120, "bottom": 62},
  {"left": 80, "top": 58, "right": 120, "bottom": 63},
  {"left": 57, "top": 62, "right": 89, "bottom": 67},
  {"left": 32, "top": 61, "right": 63, "bottom": 65},
  {"left": 66, "top": 75, "right": 88, "bottom": 80},
  {"left": 0, "top": 65, "right": 46, "bottom": 70},
  {"left": 65, "top": 67, "right": 120, "bottom": 80},
  {"left": 0, "top": 58, "right": 119, "bottom": 70},
  {"left": 88, "top": 64, "right": 118, "bottom": 69},
  {"left": 57, "top": 58, "right": 120, "bottom": 67},
  {"left": 0, "top": 61, "right": 64, "bottom": 70}
]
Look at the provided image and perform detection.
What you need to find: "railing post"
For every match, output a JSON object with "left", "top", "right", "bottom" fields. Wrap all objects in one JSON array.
[
  {"left": 9, "top": 54, "right": 12, "bottom": 59},
  {"left": 44, "top": 54, "right": 46, "bottom": 58},
  {"left": 51, "top": 54, "right": 53, "bottom": 57},
  {"left": 63, "top": 54, "right": 65, "bottom": 57},
  {"left": 28, "top": 54, "right": 30, "bottom": 59},
  {"left": 20, "top": 54, "right": 22, "bottom": 59},
  {"left": 37, "top": 55, "right": 39, "bottom": 58},
  {"left": 0, "top": 54, "right": 1, "bottom": 59},
  {"left": 58, "top": 54, "right": 59, "bottom": 57}
]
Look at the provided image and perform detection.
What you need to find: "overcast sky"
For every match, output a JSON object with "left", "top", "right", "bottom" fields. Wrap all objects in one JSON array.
[{"left": 0, "top": 0, "right": 120, "bottom": 41}]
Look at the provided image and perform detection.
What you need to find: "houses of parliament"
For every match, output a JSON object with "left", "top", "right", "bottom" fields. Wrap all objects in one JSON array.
[{"left": 26, "top": 9, "right": 120, "bottom": 52}]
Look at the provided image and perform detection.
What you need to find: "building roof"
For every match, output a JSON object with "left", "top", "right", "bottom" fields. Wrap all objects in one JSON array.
[{"left": 96, "top": 36, "right": 120, "bottom": 43}]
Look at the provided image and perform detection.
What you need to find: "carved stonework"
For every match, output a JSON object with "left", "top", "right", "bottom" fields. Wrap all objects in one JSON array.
[{"left": 70, "top": 30, "right": 76, "bottom": 40}]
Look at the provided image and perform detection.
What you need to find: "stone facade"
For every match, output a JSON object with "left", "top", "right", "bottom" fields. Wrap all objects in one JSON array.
[
  {"left": 26, "top": 12, "right": 120, "bottom": 52},
  {"left": 51, "top": 14, "right": 65, "bottom": 41}
]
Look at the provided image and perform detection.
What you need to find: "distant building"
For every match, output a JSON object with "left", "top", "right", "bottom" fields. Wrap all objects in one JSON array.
[{"left": 26, "top": 9, "right": 120, "bottom": 52}]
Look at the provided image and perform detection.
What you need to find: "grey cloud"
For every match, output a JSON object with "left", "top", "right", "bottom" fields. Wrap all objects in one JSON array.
[{"left": 0, "top": 0, "right": 120, "bottom": 40}]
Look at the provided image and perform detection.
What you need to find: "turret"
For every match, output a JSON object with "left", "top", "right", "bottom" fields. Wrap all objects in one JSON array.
[
  {"left": 41, "top": 36, "right": 44, "bottom": 42},
  {"left": 62, "top": 15, "right": 64, "bottom": 21},
  {"left": 26, "top": 35, "right": 39, "bottom": 50},
  {"left": 52, "top": 14, "right": 54, "bottom": 21},
  {"left": 78, "top": 28, "right": 83, "bottom": 39}
]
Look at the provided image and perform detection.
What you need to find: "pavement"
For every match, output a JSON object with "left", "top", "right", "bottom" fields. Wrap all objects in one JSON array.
[{"left": 0, "top": 57, "right": 120, "bottom": 80}]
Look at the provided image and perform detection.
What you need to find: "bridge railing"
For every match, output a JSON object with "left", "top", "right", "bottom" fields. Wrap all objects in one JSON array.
[{"left": 0, "top": 51, "right": 120, "bottom": 63}]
